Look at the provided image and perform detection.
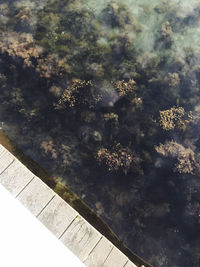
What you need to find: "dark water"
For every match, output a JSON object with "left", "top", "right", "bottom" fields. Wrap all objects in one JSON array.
[{"left": 1, "top": 0, "right": 200, "bottom": 266}]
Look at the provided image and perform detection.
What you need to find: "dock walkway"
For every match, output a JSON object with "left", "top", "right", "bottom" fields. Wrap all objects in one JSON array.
[{"left": 0, "top": 144, "right": 142, "bottom": 267}]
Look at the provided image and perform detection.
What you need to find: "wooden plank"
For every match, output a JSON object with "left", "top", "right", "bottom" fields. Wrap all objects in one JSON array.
[
  {"left": 38, "top": 194, "right": 78, "bottom": 238},
  {"left": 0, "top": 145, "right": 15, "bottom": 174},
  {"left": 124, "top": 260, "right": 138, "bottom": 267},
  {"left": 17, "top": 176, "right": 55, "bottom": 216},
  {"left": 103, "top": 246, "right": 128, "bottom": 267},
  {"left": 60, "top": 215, "right": 102, "bottom": 261},
  {"left": 0, "top": 159, "right": 34, "bottom": 197},
  {"left": 84, "top": 236, "right": 114, "bottom": 267}
]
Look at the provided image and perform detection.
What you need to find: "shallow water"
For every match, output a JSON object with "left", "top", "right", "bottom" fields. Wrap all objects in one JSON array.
[{"left": 1, "top": 0, "right": 200, "bottom": 266}]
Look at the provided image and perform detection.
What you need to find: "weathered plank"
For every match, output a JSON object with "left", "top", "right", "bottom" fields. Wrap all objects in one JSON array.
[
  {"left": 103, "top": 246, "right": 128, "bottom": 267},
  {"left": 38, "top": 194, "right": 78, "bottom": 238},
  {"left": 84, "top": 236, "right": 114, "bottom": 267},
  {"left": 124, "top": 260, "right": 138, "bottom": 267},
  {"left": 0, "top": 159, "right": 34, "bottom": 197},
  {"left": 17, "top": 176, "right": 55, "bottom": 216},
  {"left": 60, "top": 215, "right": 102, "bottom": 261},
  {"left": 0, "top": 145, "right": 15, "bottom": 174}
]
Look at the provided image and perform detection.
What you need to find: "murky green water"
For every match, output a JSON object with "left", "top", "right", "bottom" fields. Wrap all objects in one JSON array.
[{"left": 1, "top": 0, "right": 200, "bottom": 266}]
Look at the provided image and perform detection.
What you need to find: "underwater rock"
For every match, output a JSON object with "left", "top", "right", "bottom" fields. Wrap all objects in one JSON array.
[{"left": 78, "top": 126, "right": 102, "bottom": 143}]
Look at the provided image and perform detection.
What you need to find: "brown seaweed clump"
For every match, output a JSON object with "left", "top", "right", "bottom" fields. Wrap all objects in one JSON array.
[
  {"left": 156, "top": 21, "right": 173, "bottom": 49},
  {"left": 36, "top": 54, "right": 70, "bottom": 78},
  {"left": 0, "top": 31, "right": 43, "bottom": 67},
  {"left": 14, "top": 7, "right": 34, "bottom": 32},
  {"left": 41, "top": 140, "right": 57, "bottom": 159},
  {"left": 102, "top": 1, "right": 142, "bottom": 32},
  {"left": 97, "top": 143, "right": 134, "bottom": 173},
  {"left": 159, "top": 107, "right": 193, "bottom": 131},
  {"left": 58, "top": 79, "right": 93, "bottom": 107},
  {"left": 155, "top": 141, "right": 197, "bottom": 174},
  {"left": 58, "top": 79, "right": 103, "bottom": 109},
  {"left": 103, "top": 112, "right": 119, "bottom": 124},
  {"left": 115, "top": 79, "right": 136, "bottom": 97},
  {"left": 167, "top": 72, "right": 180, "bottom": 87},
  {"left": 160, "top": 21, "right": 173, "bottom": 38}
]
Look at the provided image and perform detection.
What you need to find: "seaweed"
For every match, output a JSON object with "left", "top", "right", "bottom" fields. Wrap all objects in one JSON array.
[{"left": 1, "top": 0, "right": 200, "bottom": 266}]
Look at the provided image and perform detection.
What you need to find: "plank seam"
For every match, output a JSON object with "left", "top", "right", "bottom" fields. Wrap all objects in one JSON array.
[
  {"left": 58, "top": 214, "right": 79, "bottom": 240},
  {"left": 0, "top": 159, "right": 15, "bottom": 175},
  {"left": 82, "top": 234, "right": 102, "bottom": 262},
  {"left": 15, "top": 176, "right": 35, "bottom": 198},
  {"left": 102, "top": 245, "right": 114, "bottom": 266},
  {"left": 83, "top": 235, "right": 103, "bottom": 263},
  {"left": 123, "top": 259, "right": 129, "bottom": 267},
  {"left": 36, "top": 195, "right": 56, "bottom": 217}
]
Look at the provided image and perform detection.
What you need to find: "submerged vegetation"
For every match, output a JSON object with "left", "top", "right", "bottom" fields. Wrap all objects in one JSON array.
[
  {"left": 1, "top": 0, "right": 200, "bottom": 266},
  {"left": 159, "top": 107, "right": 193, "bottom": 131}
]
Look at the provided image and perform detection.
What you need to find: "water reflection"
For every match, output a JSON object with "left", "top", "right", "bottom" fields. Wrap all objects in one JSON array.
[{"left": 0, "top": 0, "right": 200, "bottom": 266}]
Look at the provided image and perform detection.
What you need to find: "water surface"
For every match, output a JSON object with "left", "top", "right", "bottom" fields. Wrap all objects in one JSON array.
[{"left": 1, "top": 0, "right": 200, "bottom": 266}]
